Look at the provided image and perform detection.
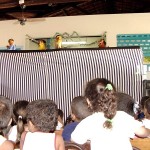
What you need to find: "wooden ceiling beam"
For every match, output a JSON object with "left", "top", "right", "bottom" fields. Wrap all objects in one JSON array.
[
  {"left": 35, "top": 3, "right": 75, "bottom": 17},
  {"left": 62, "top": 9, "right": 70, "bottom": 16},
  {"left": 45, "top": 0, "right": 92, "bottom": 3},
  {"left": 105, "top": 0, "right": 115, "bottom": 14},
  {"left": 0, "top": 2, "right": 18, "bottom": 9},
  {"left": 72, "top": 5, "right": 90, "bottom": 15},
  {"left": 0, "top": 0, "right": 92, "bottom": 9}
]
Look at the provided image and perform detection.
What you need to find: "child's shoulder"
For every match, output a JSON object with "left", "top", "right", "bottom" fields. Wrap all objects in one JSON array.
[
  {"left": 0, "top": 138, "right": 14, "bottom": 150},
  {"left": 0, "top": 135, "right": 7, "bottom": 145}
]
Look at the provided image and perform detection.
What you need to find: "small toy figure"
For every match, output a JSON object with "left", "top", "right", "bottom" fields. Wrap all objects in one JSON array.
[
  {"left": 38, "top": 39, "right": 46, "bottom": 50},
  {"left": 98, "top": 39, "right": 106, "bottom": 48},
  {"left": 55, "top": 35, "right": 62, "bottom": 49},
  {"left": 6, "top": 38, "right": 16, "bottom": 50}
]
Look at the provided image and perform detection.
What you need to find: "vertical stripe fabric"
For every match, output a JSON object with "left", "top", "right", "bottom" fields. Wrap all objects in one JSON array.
[{"left": 0, "top": 48, "right": 143, "bottom": 119}]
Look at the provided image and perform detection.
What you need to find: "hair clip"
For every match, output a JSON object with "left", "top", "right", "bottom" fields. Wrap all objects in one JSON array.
[
  {"left": 105, "top": 84, "right": 113, "bottom": 91},
  {"left": 18, "top": 115, "right": 22, "bottom": 119},
  {"left": 107, "top": 119, "right": 112, "bottom": 123}
]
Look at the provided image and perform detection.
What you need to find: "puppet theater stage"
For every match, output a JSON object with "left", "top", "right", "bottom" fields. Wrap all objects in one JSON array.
[{"left": 0, "top": 47, "right": 143, "bottom": 118}]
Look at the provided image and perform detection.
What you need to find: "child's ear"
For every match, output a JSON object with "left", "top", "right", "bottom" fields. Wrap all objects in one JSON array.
[
  {"left": 28, "top": 120, "right": 36, "bottom": 132},
  {"left": 28, "top": 120, "right": 34, "bottom": 127},
  {"left": 144, "top": 107, "right": 148, "bottom": 117},
  {"left": 71, "top": 114, "right": 76, "bottom": 121},
  {"left": 86, "top": 98, "right": 92, "bottom": 108},
  {"left": 8, "top": 118, "right": 12, "bottom": 126}
]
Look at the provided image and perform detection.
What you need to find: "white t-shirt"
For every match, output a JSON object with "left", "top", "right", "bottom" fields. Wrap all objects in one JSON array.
[
  {"left": 23, "top": 132, "right": 56, "bottom": 150},
  {"left": 7, "top": 125, "right": 17, "bottom": 143},
  {"left": 56, "top": 121, "right": 63, "bottom": 130},
  {"left": 71, "top": 111, "right": 143, "bottom": 150},
  {"left": 0, "top": 135, "right": 6, "bottom": 146},
  {"left": 142, "top": 119, "right": 150, "bottom": 129}
]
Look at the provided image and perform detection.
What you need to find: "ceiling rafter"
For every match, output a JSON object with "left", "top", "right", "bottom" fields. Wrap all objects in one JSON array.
[
  {"left": 37, "top": 2, "right": 81, "bottom": 18},
  {"left": 0, "top": 0, "right": 92, "bottom": 9},
  {"left": 47, "top": 0, "right": 92, "bottom": 3},
  {"left": 105, "top": 0, "right": 115, "bottom": 14},
  {"left": 71, "top": 4, "right": 90, "bottom": 15},
  {"left": 62, "top": 9, "right": 70, "bottom": 16},
  {"left": 0, "top": 0, "right": 150, "bottom": 22}
]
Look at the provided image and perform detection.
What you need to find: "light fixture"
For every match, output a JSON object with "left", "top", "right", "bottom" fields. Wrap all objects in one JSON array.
[
  {"left": 48, "top": 3, "right": 53, "bottom": 6},
  {"left": 19, "top": 0, "right": 24, "bottom": 5}
]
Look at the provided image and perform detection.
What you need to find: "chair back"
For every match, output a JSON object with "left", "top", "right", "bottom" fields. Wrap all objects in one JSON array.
[{"left": 65, "top": 141, "right": 90, "bottom": 150}]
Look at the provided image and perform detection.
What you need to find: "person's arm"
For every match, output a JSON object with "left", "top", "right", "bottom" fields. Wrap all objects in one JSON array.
[
  {"left": 55, "top": 134, "right": 65, "bottom": 150},
  {"left": 0, "top": 140, "right": 14, "bottom": 150},
  {"left": 124, "top": 112, "right": 150, "bottom": 138},
  {"left": 71, "top": 118, "right": 91, "bottom": 144},
  {"left": 134, "top": 126, "right": 150, "bottom": 138},
  {"left": 20, "top": 131, "right": 28, "bottom": 150}
]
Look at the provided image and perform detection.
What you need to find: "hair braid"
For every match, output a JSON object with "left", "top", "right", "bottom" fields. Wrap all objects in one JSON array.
[{"left": 85, "top": 78, "right": 117, "bottom": 129}]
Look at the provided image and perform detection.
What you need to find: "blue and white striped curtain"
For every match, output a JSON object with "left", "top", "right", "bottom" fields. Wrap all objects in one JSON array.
[{"left": 0, "top": 48, "right": 143, "bottom": 119}]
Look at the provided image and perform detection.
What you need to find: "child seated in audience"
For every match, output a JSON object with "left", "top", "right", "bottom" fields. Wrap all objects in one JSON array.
[
  {"left": 115, "top": 92, "right": 135, "bottom": 117},
  {"left": 7, "top": 100, "right": 29, "bottom": 144},
  {"left": 142, "top": 98, "right": 150, "bottom": 130},
  {"left": 62, "top": 96, "right": 92, "bottom": 141},
  {"left": 64, "top": 115, "right": 73, "bottom": 126},
  {"left": 56, "top": 109, "right": 64, "bottom": 130},
  {"left": 71, "top": 78, "right": 150, "bottom": 150},
  {"left": 115, "top": 92, "right": 140, "bottom": 138},
  {"left": 137, "top": 96, "right": 150, "bottom": 120},
  {"left": 20, "top": 99, "right": 65, "bottom": 150},
  {"left": 0, "top": 96, "right": 14, "bottom": 150},
  {"left": 55, "top": 109, "right": 64, "bottom": 135}
]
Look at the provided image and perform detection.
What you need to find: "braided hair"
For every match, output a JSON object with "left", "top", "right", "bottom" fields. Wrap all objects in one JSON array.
[{"left": 84, "top": 78, "right": 117, "bottom": 129}]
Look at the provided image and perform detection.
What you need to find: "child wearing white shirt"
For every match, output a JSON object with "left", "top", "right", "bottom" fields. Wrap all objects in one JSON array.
[
  {"left": 71, "top": 78, "right": 150, "bottom": 150},
  {"left": 142, "top": 98, "right": 150, "bottom": 131}
]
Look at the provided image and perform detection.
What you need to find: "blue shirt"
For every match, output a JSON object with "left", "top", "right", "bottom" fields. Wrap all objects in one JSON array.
[
  {"left": 62, "top": 122, "right": 78, "bottom": 141},
  {"left": 7, "top": 45, "right": 16, "bottom": 50}
]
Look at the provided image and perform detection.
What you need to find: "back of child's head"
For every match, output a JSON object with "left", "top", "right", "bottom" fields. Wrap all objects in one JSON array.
[
  {"left": 71, "top": 96, "right": 92, "bottom": 122},
  {"left": 13, "top": 100, "right": 29, "bottom": 142},
  {"left": 115, "top": 92, "right": 135, "bottom": 117},
  {"left": 85, "top": 78, "right": 116, "bottom": 95},
  {"left": 27, "top": 99, "right": 58, "bottom": 132},
  {"left": 13, "top": 100, "right": 29, "bottom": 124},
  {"left": 144, "top": 98, "right": 150, "bottom": 119},
  {"left": 56, "top": 109, "right": 64, "bottom": 130},
  {"left": 141, "top": 96, "right": 149, "bottom": 110},
  {"left": 84, "top": 78, "right": 117, "bottom": 129},
  {"left": 58, "top": 109, "right": 63, "bottom": 121},
  {"left": 0, "top": 96, "right": 13, "bottom": 130}
]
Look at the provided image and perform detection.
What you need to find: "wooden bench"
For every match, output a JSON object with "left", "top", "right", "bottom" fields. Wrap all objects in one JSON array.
[{"left": 130, "top": 138, "right": 150, "bottom": 150}]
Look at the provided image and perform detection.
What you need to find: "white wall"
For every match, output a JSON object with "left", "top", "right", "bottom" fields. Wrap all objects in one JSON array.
[{"left": 0, "top": 13, "right": 150, "bottom": 49}]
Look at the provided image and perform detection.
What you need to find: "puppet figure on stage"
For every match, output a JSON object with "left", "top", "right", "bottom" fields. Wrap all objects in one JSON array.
[
  {"left": 6, "top": 39, "right": 16, "bottom": 50},
  {"left": 55, "top": 35, "right": 62, "bottom": 49},
  {"left": 38, "top": 39, "right": 46, "bottom": 50},
  {"left": 98, "top": 39, "right": 106, "bottom": 48}
]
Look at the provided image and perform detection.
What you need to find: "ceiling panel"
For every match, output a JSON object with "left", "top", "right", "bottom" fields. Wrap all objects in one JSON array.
[{"left": 0, "top": 0, "right": 149, "bottom": 24}]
